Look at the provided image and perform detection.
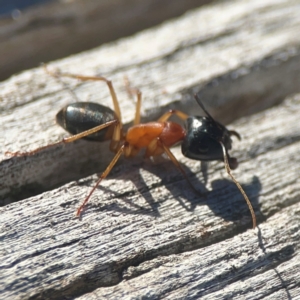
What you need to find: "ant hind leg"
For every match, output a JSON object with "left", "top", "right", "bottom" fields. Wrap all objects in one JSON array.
[
  {"left": 6, "top": 120, "right": 118, "bottom": 157},
  {"left": 44, "top": 65, "right": 122, "bottom": 123}
]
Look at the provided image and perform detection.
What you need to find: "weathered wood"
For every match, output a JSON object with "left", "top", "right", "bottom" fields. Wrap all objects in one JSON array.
[
  {"left": 0, "top": 0, "right": 211, "bottom": 81},
  {"left": 77, "top": 202, "right": 300, "bottom": 300},
  {"left": 1, "top": 0, "right": 300, "bottom": 299},
  {"left": 1, "top": 94, "right": 300, "bottom": 299},
  {"left": 2, "top": 0, "right": 300, "bottom": 203}
]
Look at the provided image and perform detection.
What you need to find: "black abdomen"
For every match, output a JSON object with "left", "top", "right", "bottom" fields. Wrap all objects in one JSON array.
[{"left": 56, "top": 102, "right": 116, "bottom": 141}]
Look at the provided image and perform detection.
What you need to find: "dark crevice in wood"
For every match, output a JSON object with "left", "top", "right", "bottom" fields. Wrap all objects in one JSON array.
[
  {"left": 24, "top": 218, "right": 298, "bottom": 300},
  {"left": 148, "top": 47, "right": 300, "bottom": 125},
  {"left": 247, "top": 132, "right": 300, "bottom": 160}
]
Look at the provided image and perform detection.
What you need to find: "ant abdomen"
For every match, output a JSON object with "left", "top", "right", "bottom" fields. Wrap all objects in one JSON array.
[{"left": 56, "top": 102, "right": 116, "bottom": 141}]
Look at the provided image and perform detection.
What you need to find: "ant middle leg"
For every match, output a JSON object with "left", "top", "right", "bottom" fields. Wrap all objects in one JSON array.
[
  {"left": 157, "top": 110, "right": 189, "bottom": 122},
  {"left": 123, "top": 75, "right": 142, "bottom": 125},
  {"left": 124, "top": 76, "right": 188, "bottom": 124},
  {"left": 76, "top": 143, "right": 127, "bottom": 216},
  {"left": 77, "top": 140, "right": 140, "bottom": 216}
]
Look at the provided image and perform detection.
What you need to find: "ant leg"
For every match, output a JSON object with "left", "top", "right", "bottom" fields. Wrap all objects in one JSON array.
[
  {"left": 109, "top": 119, "right": 123, "bottom": 152},
  {"left": 219, "top": 141, "right": 256, "bottom": 228},
  {"left": 145, "top": 139, "right": 201, "bottom": 195},
  {"left": 6, "top": 120, "right": 118, "bottom": 157},
  {"left": 43, "top": 64, "right": 81, "bottom": 102},
  {"left": 157, "top": 110, "right": 189, "bottom": 122},
  {"left": 123, "top": 76, "right": 142, "bottom": 125},
  {"left": 44, "top": 65, "right": 122, "bottom": 123},
  {"left": 76, "top": 143, "right": 128, "bottom": 216},
  {"left": 133, "top": 90, "right": 142, "bottom": 125},
  {"left": 124, "top": 76, "right": 187, "bottom": 125}
]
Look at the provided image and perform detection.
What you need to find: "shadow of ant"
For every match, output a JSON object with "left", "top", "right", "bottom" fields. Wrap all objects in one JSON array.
[
  {"left": 82, "top": 155, "right": 261, "bottom": 228},
  {"left": 87, "top": 155, "right": 208, "bottom": 218},
  {"left": 209, "top": 175, "right": 262, "bottom": 225},
  {"left": 256, "top": 226, "right": 294, "bottom": 300}
]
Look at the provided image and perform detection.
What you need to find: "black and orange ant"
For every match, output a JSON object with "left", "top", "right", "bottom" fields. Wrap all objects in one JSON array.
[{"left": 7, "top": 67, "right": 256, "bottom": 228}]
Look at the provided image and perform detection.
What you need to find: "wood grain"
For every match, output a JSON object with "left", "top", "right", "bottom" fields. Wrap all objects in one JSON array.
[
  {"left": 77, "top": 203, "right": 300, "bottom": 300},
  {"left": 1, "top": 0, "right": 300, "bottom": 299},
  {"left": 0, "top": 0, "right": 211, "bottom": 81}
]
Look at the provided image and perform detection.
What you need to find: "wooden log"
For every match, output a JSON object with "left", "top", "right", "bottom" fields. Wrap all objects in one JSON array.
[{"left": 1, "top": 0, "right": 300, "bottom": 299}]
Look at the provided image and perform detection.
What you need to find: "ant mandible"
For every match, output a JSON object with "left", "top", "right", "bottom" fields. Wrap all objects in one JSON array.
[{"left": 7, "top": 67, "right": 256, "bottom": 228}]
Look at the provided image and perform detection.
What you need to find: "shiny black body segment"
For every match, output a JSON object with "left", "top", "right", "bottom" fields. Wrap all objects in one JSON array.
[
  {"left": 182, "top": 116, "right": 233, "bottom": 161},
  {"left": 56, "top": 102, "right": 116, "bottom": 141},
  {"left": 181, "top": 99, "right": 241, "bottom": 170}
]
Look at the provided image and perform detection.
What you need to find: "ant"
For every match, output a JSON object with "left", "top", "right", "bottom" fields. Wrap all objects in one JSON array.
[{"left": 6, "top": 67, "right": 256, "bottom": 228}]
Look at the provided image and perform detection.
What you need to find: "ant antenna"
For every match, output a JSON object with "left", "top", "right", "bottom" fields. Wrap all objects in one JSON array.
[
  {"left": 194, "top": 94, "right": 215, "bottom": 120},
  {"left": 194, "top": 94, "right": 256, "bottom": 228},
  {"left": 220, "top": 142, "right": 256, "bottom": 228}
]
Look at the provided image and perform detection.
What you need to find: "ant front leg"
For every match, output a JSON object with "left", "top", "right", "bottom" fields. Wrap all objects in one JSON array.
[
  {"left": 160, "top": 141, "right": 203, "bottom": 197},
  {"left": 146, "top": 138, "right": 203, "bottom": 197}
]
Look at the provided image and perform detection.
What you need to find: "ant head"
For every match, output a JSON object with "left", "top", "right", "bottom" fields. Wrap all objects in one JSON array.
[
  {"left": 182, "top": 95, "right": 256, "bottom": 228},
  {"left": 181, "top": 95, "right": 239, "bottom": 169}
]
